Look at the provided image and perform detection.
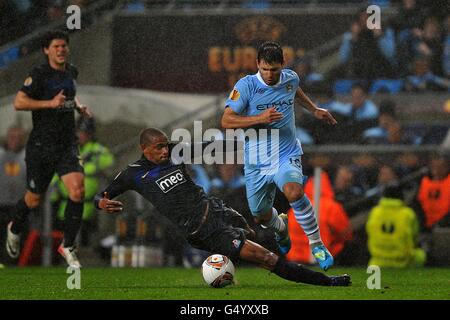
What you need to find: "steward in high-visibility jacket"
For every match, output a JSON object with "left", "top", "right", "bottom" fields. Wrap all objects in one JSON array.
[
  {"left": 416, "top": 155, "right": 450, "bottom": 229},
  {"left": 51, "top": 118, "right": 114, "bottom": 243},
  {"left": 366, "top": 185, "right": 426, "bottom": 268}
]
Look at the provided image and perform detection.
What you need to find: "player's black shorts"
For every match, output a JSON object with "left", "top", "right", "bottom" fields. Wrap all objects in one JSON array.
[
  {"left": 187, "top": 197, "right": 251, "bottom": 261},
  {"left": 25, "top": 141, "right": 84, "bottom": 194}
]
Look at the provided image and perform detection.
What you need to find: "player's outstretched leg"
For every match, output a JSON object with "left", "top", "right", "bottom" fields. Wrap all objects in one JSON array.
[
  {"left": 58, "top": 244, "right": 81, "bottom": 268},
  {"left": 289, "top": 194, "right": 334, "bottom": 270},
  {"left": 274, "top": 212, "right": 291, "bottom": 255},
  {"left": 259, "top": 208, "right": 291, "bottom": 255},
  {"left": 6, "top": 196, "right": 35, "bottom": 259},
  {"left": 6, "top": 222, "right": 20, "bottom": 259},
  {"left": 59, "top": 199, "right": 83, "bottom": 268},
  {"left": 239, "top": 239, "right": 351, "bottom": 287}
]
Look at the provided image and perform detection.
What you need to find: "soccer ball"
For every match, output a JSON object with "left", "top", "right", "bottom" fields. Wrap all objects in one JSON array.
[{"left": 201, "top": 254, "right": 235, "bottom": 288}]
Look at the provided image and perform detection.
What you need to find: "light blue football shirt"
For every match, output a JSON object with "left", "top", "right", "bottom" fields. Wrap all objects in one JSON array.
[{"left": 225, "top": 69, "right": 303, "bottom": 169}]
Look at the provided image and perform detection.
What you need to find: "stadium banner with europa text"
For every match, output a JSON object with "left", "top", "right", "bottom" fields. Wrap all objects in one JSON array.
[{"left": 111, "top": 13, "right": 353, "bottom": 93}]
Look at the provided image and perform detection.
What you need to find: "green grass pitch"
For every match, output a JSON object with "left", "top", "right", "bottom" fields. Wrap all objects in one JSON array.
[{"left": 0, "top": 267, "right": 449, "bottom": 300}]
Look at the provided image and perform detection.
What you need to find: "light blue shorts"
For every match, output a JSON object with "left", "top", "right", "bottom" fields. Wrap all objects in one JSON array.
[{"left": 244, "top": 155, "right": 305, "bottom": 217}]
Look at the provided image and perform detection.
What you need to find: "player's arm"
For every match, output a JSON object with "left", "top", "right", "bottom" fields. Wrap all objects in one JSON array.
[
  {"left": 14, "top": 90, "right": 65, "bottom": 111},
  {"left": 74, "top": 96, "right": 93, "bottom": 118},
  {"left": 94, "top": 171, "right": 130, "bottom": 213},
  {"left": 221, "top": 106, "right": 283, "bottom": 129},
  {"left": 296, "top": 87, "right": 337, "bottom": 125}
]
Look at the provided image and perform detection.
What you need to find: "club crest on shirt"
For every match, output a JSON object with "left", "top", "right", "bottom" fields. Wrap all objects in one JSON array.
[
  {"left": 24, "top": 77, "right": 32, "bottom": 86},
  {"left": 229, "top": 88, "right": 240, "bottom": 101}
]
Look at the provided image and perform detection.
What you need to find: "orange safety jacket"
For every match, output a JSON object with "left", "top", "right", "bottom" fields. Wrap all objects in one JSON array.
[{"left": 417, "top": 174, "right": 450, "bottom": 228}]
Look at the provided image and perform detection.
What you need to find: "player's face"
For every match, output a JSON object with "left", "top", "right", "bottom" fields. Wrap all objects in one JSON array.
[
  {"left": 257, "top": 59, "right": 282, "bottom": 86},
  {"left": 44, "top": 39, "right": 69, "bottom": 67},
  {"left": 142, "top": 135, "right": 170, "bottom": 165}
]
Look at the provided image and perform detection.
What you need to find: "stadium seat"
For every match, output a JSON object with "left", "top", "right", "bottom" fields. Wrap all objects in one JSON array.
[
  {"left": 0, "top": 46, "right": 19, "bottom": 70},
  {"left": 333, "top": 79, "right": 355, "bottom": 95},
  {"left": 370, "top": 79, "right": 404, "bottom": 94}
]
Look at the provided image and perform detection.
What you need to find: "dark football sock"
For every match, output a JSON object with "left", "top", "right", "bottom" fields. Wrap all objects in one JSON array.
[
  {"left": 273, "top": 256, "right": 332, "bottom": 286},
  {"left": 11, "top": 199, "right": 31, "bottom": 234},
  {"left": 63, "top": 199, "right": 83, "bottom": 248}
]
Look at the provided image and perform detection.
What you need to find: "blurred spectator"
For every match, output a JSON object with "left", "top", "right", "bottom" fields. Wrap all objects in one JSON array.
[
  {"left": 416, "top": 154, "right": 450, "bottom": 230},
  {"left": 314, "top": 84, "right": 348, "bottom": 115},
  {"left": 377, "top": 164, "right": 400, "bottom": 186},
  {"left": 333, "top": 83, "right": 379, "bottom": 143},
  {"left": 51, "top": 117, "right": 114, "bottom": 246},
  {"left": 399, "top": 16, "right": 445, "bottom": 77},
  {"left": 395, "top": 152, "right": 421, "bottom": 176},
  {"left": 46, "top": 2, "right": 64, "bottom": 22},
  {"left": 339, "top": 9, "right": 396, "bottom": 79},
  {"left": 443, "top": 14, "right": 450, "bottom": 78},
  {"left": 333, "top": 165, "right": 363, "bottom": 212},
  {"left": 0, "top": 126, "right": 27, "bottom": 264},
  {"left": 286, "top": 171, "right": 352, "bottom": 265},
  {"left": 405, "top": 56, "right": 450, "bottom": 92},
  {"left": 363, "top": 99, "right": 421, "bottom": 144},
  {"left": 415, "top": 17, "right": 444, "bottom": 75},
  {"left": 302, "top": 84, "right": 349, "bottom": 144},
  {"left": 351, "top": 154, "right": 379, "bottom": 190},
  {"left": 210, "top": 163, "right": 246, "bottom": 192},
  {"left": 366, "top": 184, "right": 426, "bottom": 267},
  {"left": 294, "top": 57, "right": 324, "bottom": 91},
  {"left": 392, "top": 0, "right": 425, "bottom": 34}
]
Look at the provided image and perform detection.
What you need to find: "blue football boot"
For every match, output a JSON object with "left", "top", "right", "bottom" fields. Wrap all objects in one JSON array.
[{"left": 312, "top": 244, "right": 334, "bottom": 271}]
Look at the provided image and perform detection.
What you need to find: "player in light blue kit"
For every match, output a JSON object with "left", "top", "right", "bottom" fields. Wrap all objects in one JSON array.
[{"left": 221, "top": 42, "right": 337, "bottom": 270}]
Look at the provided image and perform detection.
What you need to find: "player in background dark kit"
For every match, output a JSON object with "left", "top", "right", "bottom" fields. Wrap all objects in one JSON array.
[
  {"left": 95, "top": 128, "right": 351, "bottom": 287},
  {"left": 6, "top": 30, "right": 92, "bottom": 268}
]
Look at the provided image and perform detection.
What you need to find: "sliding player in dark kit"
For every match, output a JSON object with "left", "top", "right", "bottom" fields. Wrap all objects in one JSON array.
[{"left": 96, "top": 128, "right": 351, "bottom": 287}]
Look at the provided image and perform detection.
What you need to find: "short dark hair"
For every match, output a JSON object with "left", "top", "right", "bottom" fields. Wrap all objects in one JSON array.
[
  {"left": 351, "top": 81, "right": 369, "bottom": 94},
  {"left": 77, "top": 117, "right": 96, "bottom": 135},
  {"left": 257, "top": 41, "right": 284, "bottom": 64},
  {"left": 379, "top": 99, "right": 397, "bottom": 117},
  {"left": 383, "top": 183, "right": 403, "bottom": 200},
  {"left": 42, "top": 30, "right": 69, "bottom": 49},
  {"left": 139, "top": 128, "right": 167, "bottom": 147}
]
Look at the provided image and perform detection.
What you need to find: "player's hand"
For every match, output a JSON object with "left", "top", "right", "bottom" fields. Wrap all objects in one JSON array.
[
  {"left": 99, "top": 192, "right": 123, "bottom": 214},
  {"left": 49, "top": 90, "right": 66, "bottom": 108},
  {"left": 259, "top": 107, "right": 283, "bottom": 124},
  {"left": 77, "top": 104, "right": 93, "bottom": 118},
  {"left": 314, "top": 108, "right": 337, "bottom": 125}
]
